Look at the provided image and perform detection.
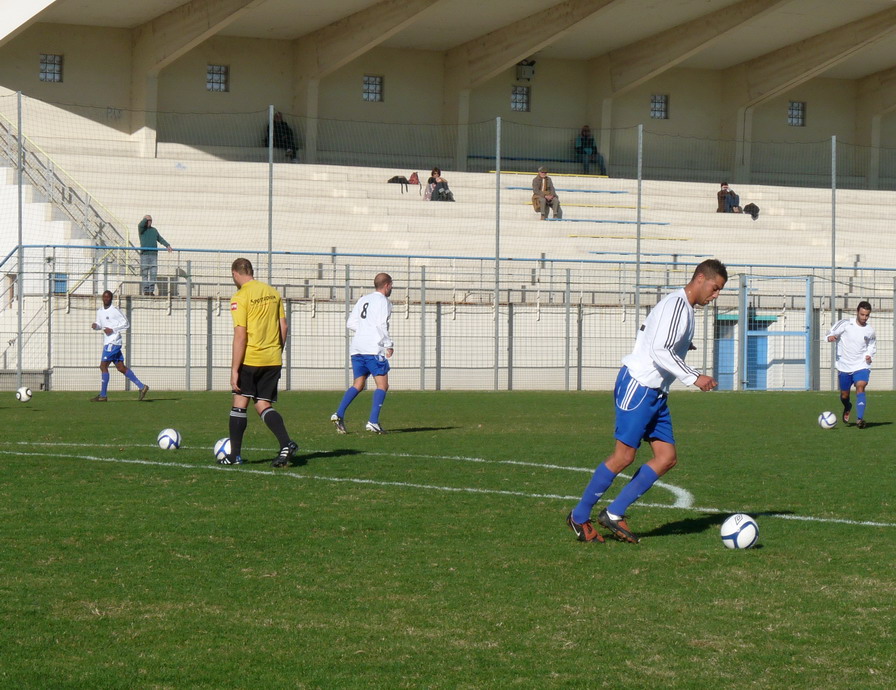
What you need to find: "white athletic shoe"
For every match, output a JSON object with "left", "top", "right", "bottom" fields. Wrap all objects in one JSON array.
[{"left": 365, "top": 421, "right": 386, "bottom": 434}]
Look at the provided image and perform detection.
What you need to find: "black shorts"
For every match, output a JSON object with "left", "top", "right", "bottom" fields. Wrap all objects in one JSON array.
[{"left": 235, "top": 365, "right": 281, "bottom": 402}]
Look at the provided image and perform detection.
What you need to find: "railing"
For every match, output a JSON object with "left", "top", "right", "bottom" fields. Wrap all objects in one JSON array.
[{"left": 0, "top": 112, "right": 138, "bottom": 291}]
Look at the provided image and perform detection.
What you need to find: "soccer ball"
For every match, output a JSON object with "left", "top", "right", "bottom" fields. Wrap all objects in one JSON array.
[
  {"left": 157, "top": 428, "right": 181, "bottom": 450},
  {"left": 720, "top": 513, "right": 759, "bottom": 550},
  {"left": 213, "top": 437, "right": 231, "bottom": 461},
  {"left": 15, "top": 386, "right": 32, "bottom": 402},
  {"left": 818, "top": 411, "right": 837, "bottom": 429}
]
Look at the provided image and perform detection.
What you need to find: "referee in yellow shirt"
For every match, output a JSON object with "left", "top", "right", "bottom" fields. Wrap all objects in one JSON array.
[{"left": 219, "top": 257, "right": 298, "bottom": 467}]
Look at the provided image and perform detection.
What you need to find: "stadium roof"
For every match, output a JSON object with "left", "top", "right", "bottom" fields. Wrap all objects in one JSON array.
[{"left": 13, "top": 0, "right": 896, "bottom": 82}]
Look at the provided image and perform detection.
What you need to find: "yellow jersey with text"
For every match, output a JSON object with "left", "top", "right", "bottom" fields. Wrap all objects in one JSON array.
[{"left": 230, "top": 279, "right": 286, "bottom": 367}]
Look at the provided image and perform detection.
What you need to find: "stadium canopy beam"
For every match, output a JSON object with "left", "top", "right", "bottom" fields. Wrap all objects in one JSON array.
[
  {"left": 593, "top": 0, "right": 793, "bottom": 173},
  {"left": 292, "top": 0, "right": 442, "bottom": 162},
  {"left": 601, "top": 0, "right": 793, "bottom": 98},
  {"left": 726, "top": 5, "right": 896, "bottom": 179},
  {"left": 130, "top": 0, "right": 268, "bottom": 156},
  {"left": 857, "top": 65, "right": 896, "bottom": 187},
  {"left": 444, "top": 0, "right": 619, "bottom": 169},
  {"left": 447, "top": 0, "right": 617, "bottom": 91}
]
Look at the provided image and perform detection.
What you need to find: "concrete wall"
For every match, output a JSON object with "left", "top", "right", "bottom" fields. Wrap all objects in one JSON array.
[{"left": 0, "top": 24, "right": 132, "bottom": 111}]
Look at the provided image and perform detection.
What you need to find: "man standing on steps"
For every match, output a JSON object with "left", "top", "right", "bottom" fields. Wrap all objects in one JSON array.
[{"left": 137, "top": 214, "right": 173, "bottom": 296}]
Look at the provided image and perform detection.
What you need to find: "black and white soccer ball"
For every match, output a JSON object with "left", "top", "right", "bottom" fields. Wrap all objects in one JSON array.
[{"left": 15, "top": 386, "right": 32, "bottom": 402}]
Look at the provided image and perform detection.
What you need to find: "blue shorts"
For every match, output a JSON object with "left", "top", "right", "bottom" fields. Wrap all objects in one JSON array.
[
  {"left": 101, "top": 344, "right": 124, "bottom": 363},
  {"left": 838, "top": 369, "right": 870, "bottom": 392},
  {"left": 614, "top": 366, "right": 675, "bottom": 448},
  {"left": 351, "top": 354, "right": 390, "bottom": 379}
]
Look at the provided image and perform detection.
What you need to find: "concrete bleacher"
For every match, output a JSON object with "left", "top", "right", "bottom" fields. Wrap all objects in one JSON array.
[
  {"left": 26, "top": 139, "right": 896, "bottom": 277},
  {"left": 0, "top": 165, "right": 86, "bottom": 254}
]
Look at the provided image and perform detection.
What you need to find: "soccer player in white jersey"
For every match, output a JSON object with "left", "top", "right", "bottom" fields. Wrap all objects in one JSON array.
[
  {"left": 331, "top": 273, "right": 394, "bottom": 434},
  {"left": 89, "top": 290, "right": 149, "bottom": 402},
  {"left": 826, "top": 300, "right": 875, "bottom": 429},
  {"left": 567, "top": 259, "right": 728, "bottom": 544}
]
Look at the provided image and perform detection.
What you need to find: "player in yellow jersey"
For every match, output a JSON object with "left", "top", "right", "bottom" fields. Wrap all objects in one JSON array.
[{"left": 219, "top": 258, "right": 298, "bottom": 467}]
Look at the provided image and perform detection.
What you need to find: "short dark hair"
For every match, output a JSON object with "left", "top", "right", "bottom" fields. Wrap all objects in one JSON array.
[
  {"left": 232, "top": 258, "right": 254, "bottom": 276},
  {"left": 857, "top": 300, "right": 872, "bottom": 312},
  {"left": 692, "top": 259, "right": 728, "bottom": 282},
  {"left": 374, "top": 272, "right": 392, "bottom": 290}
]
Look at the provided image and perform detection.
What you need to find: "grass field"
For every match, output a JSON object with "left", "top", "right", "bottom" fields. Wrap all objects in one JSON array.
[{"left": 0, "top": 389, "right": 893, "bottom": 688}]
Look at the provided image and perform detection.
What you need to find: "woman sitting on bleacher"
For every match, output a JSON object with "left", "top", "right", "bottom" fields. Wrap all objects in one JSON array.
[{"left": 426, "top": 167, "right": 455, "bottom": 202}]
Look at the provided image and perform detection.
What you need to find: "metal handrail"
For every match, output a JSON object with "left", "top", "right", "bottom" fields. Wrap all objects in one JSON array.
[{"left": 0, "top": 113, "right": 139, "bottom": 293}]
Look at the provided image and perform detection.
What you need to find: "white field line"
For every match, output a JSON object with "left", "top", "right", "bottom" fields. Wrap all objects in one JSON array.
[{"left": 3, "top": 444, "right": 895, "bottom": 529}]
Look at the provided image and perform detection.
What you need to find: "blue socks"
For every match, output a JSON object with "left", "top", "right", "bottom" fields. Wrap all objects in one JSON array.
[
  {"left": 336, "top": 387, "right": 360, "bottom": 418},
  {"left": 856, "top": 392, "right": 866, "bottom": 420},
  {"left": 101, "top": 369, "right": 143, "bottom": 396},
  {"left": 335, "top": 386, "right": 388, "bottom": 424},
  {"left": 370, "top": 388, "right": 387, "bottom": 424},
  {"left": 608, "top": 465, "right": 660, "bottom": 517},
  {"left": 572, "top": 463, "right": 617, "bottom": 524},
  {"left": 124, "top": 370, "right": 143, "bottom": 388}
]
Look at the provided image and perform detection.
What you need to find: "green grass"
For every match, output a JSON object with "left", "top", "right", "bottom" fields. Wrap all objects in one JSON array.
[{"left": 0, "top": 390, "right": 893, "bottom": 688}]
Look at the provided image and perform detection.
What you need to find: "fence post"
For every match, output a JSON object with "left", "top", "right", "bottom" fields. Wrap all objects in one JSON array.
[
  {"left": 576, "top": 303, "right": 583, "bottom": 391},
  {"left": 125, "top": 296, "right": 133, "bottom": 391},
  {"left": 737, "top": 275, "right": 748, "bottom": 391},
  {"left": 185, "top": 260, "right": 192, "bottom": 391},
  {"left": 830, "top": 135, "right": 837, "bottom": 391},
  {"left": 494, "top": 116, "right": 501, "bottom": 391},
  {"left": 565, "top": 269, "right": 571, "bottom": 391},
  {"left": 267, "top": 105, "right": 274, "bottom": 283},
  {"left": 435, "top": 302, "right": 442, "bottom": 391},
  {"left": 420, "top": 265, "right": 426, "bottom": 390},
  {"left": 206, "top": 297, "right": 214, "bottom": 391},
  {"left": 507, "top": 301, "right": 513, "bottom": 391},
  {"left": 635, "top": 123, "right": 643, "bottom": 336}
]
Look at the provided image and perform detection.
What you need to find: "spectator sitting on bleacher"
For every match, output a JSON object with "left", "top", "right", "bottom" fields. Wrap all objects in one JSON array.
[
  {"left": 717, "top": 182, "right": 742, "bottom": 213},
  {"left": 532, "top": 166, "right": 562, "bottom": 220},
  {"left": 426, "top": 167, "right": 455, "bottom": 202},
  {"left": 264, "top": 111, "right": 298, "bottom": 163},
  {"left": 574, "top": 125, "right": 606, "bottom": 175}
]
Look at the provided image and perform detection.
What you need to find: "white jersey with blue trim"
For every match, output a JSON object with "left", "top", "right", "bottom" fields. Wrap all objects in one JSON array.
[
  {"left": 621, "top": 288, "right": 700, "bottom": 392},
  {"left": 95, "top": 305, "right": 129, "bottom": 347},
  {"left": 826, "top": 318, "right": 876, "bottom": 372},
  {"left": 347, "top": 291, "right": 393, "bottom": 356}
]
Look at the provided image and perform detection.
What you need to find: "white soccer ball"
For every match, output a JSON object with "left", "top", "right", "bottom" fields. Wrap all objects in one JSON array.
[
  {"left": 720, "top": 513, "right": 759, "bottom": 550},
  {"left": 15, "top": 386, "right": 32, "bottom": 402},
  {"left": 818, "top": 411, "right": 837, "bottom": 429},
  {"left": 213, "top": 437, "right": 231, "bottom": 461},
  {"left": 157, "top": 428, "right": 181, "bottom": 450}
]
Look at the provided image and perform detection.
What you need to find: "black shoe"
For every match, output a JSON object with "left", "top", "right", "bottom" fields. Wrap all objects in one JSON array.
[
  {"left": 217, "top": 455, "right": 243, "bottom": 465},
  {"left": 856, "top": 419, "right": 867, "bottom": 429},
  {"left": 272, "top": 440, "right": 299, "bottom": 467},
  {"left": 597, "top": 508, "right": 640, "bottom": 544},
  {"left": 842, "top": 409, "right": 851, "bottom": 424}
]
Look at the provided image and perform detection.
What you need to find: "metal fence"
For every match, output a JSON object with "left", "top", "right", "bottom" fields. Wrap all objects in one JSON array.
[{"left": 1, "top": 245, "right": 893, "bottom": 393}]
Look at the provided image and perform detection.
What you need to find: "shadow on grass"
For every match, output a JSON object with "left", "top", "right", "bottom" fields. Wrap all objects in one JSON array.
[
  {"left": 247, "top": 448, "right": 364, "bottom": 467},
  {"left": 844, "top": 420, "right": 890, "bottom": 429},
  {"left": 380, "top": 426, "right": 459, "bottom": 434},
  {"left": 642, "top": 509, "right": 796, "bottom": 539}
]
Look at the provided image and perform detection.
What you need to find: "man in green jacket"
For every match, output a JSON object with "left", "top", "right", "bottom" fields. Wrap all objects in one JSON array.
[{"left": 138, "top": 214, "right": 173, "bottom": 296}]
